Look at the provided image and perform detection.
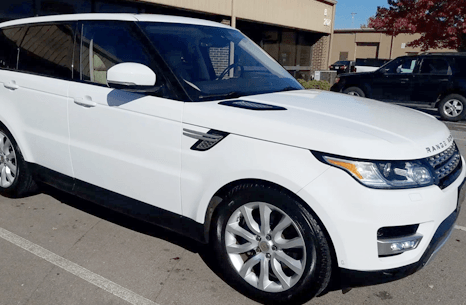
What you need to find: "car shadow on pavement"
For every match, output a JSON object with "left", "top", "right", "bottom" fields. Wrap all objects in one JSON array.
[
  {"left": 39, "top": 183, "right": 205, "bottom": 254},
  {"left": 38, "top": 183, "right": 228, "bottom": 286}
]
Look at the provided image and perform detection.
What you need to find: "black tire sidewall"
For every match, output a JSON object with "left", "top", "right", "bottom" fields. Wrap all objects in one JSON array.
[
  {"left": 343, "top": 86, "right": 365, "bottom": 97},
  {"left": 211, "top": 185, "right": 331, "bottom": 304},
  {"left": 439, "top": 94, "right": 466, "bottom": 122},
  {"left": 0, "top": 126, "right": 32, "bottom": 197}
]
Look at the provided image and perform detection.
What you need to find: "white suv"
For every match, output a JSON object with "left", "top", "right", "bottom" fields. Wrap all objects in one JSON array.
[{"left": 0, "top": 14, "right": 464, "bottom": 304}]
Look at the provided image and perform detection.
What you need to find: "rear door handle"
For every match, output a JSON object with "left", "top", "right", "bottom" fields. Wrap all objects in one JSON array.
[
  {"left": 73, "top": 96, "right": 96, "bottom": 108},
  {"left": 4, "top": 81, "right": 19, "bottom": 90}
]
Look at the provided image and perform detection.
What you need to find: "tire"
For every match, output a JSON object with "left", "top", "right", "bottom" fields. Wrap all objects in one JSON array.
[
  {"left": 343, "top": 87, "right": 365, "bottom": 97},
  {"left": 0, "top": 126, "right": 37, "bottom": 198},
  {"left": 438, "top": 94, "right": 466, "bottom": 122},
  {"left": 210, "top": 184, "right": 332, "bottom": 304}
]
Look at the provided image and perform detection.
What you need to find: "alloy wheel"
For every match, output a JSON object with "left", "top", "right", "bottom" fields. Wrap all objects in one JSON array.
[
  {"left": 443, "top": 99, "right": 464, "bottom": 117},
  {"left": 0, "top": 131, "right": 17, "bottom": 188},
  {"left": 224, "top": 201, "right": 306, "bottom": 292}
]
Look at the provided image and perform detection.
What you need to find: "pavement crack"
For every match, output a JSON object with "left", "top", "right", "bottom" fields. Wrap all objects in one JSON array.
[
  {"left": 63, "top": 219, "right": 101, "bottom": 258},
  {"left": 22, "top": 264, "right": 57, "bottom": 305}
]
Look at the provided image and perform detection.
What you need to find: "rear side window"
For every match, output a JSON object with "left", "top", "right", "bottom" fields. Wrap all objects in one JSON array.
[
  {"left": 419, "top": 58, "right": 450, "bottom": 75},
  {"left": 453, "top": 57, "right": 466, "bottom": 76},
  {"left": 0, "top": 27, "right": 27, "bottom": 70},
  {"left": 18, "top": 23, "right": 75, "bottom": 79}
]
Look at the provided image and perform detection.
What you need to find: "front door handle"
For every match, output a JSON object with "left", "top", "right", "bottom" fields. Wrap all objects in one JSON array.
[
  {"left": 4, "top": 81, "right": 19, "bottom": 90},
  {"left": 73, "top": 96, "right": 96, "bottom": 108}
]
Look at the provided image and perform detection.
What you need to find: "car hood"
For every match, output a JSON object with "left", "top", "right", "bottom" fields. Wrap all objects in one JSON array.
[{"left": 182, "top": 90, "right": 452, "bottom": 160}]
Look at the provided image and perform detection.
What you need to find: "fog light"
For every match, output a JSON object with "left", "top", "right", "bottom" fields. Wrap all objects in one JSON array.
[
  {"left": 378, "top": 234, "right": 423, "bottom": 257},
  {"left": 402, "top": 241, "right": 415, "bottom": 249}
]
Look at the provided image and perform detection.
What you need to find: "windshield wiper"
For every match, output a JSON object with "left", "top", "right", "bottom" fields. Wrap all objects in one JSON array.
[{"left": 198, "top": 91, "right": 242, "bottom": 101}]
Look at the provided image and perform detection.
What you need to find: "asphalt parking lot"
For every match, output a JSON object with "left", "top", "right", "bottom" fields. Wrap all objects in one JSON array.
[{"left": 1, "top": 105, "right": 466, "bottom": 305}]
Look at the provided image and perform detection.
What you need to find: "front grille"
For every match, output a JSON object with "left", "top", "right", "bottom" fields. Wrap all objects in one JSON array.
[{"left": 428, "top": 142, "right": 462, "bottom": 189}]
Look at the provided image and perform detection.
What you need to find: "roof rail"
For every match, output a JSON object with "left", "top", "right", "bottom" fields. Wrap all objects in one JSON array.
[{"left": 419, "top": 52, "right": 466, "bottom": 56}]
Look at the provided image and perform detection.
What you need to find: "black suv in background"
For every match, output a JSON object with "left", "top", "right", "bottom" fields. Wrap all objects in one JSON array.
[{"left": 331, "top": 53, "right": 466, "bottom": 121}]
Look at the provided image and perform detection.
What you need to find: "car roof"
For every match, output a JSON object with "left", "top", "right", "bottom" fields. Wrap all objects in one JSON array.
[
  {"left": 0, "top": 13, "right": 232, "bottom": 29},
  {"left": 420, "top": 52, "right": 466, "bottom": 57}
]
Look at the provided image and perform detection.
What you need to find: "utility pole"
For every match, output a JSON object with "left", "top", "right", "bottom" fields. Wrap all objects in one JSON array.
[{"left": 351, "top": 12, "right": 357, "bottom": 28}]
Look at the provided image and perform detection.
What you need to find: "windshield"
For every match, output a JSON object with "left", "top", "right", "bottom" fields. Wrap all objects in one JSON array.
[{"left": 139, "top": 22, "right": 303, "bottom": 101}]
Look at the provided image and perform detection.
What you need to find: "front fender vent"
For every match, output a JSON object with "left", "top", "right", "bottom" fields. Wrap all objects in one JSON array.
[
  {"left": 183, "top": 129, "right": 229, "bottom": 151},
  {"left": 219, "top": 100, "right": 287, "bottom": 111}
]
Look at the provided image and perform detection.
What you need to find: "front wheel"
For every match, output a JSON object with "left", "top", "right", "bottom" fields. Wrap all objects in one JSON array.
[
  {"left": 343, "top": 86, "right": 365, "bottom": 97},
  {"left": 211, "top": 184, "right": 332, "bottom": 304},
  {"left": 438, "top": 94, "right": 466, "bottom": 122}
]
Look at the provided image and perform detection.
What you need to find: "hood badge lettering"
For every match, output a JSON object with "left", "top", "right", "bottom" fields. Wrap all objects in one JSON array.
[{"left": 426, "top": 135, "right": 453, "bottom": 153}]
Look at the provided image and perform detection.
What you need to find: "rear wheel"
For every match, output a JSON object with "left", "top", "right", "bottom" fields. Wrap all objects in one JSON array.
[
  {"left": 0, "top": 127, "right": 37, "bottom": 197},
  {"left": 211, "top": 184, "right": 332, "bottom": 304},
  {"left": 438, "top": 94, "right": 466, "bottom": 122},
  {"left": 343, "top": 87, "right": 365, "bottom": 97}
]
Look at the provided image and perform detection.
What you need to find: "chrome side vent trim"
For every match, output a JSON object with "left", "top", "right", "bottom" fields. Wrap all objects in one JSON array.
[
  {"left": 183, "top": 129, "right": 229, "bottom": 151},
  {"left": 219, "top": 100, "right": 287, "bottom": 111}
]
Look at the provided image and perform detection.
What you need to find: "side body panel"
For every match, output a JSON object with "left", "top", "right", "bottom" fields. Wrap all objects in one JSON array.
[
  {"left": 68, "top": 83, "right": 184, "bottom": 215},
  {"left": 0, "top": 70, "right": 73, "bottom": 177},
  {"left": 179, "top": 124, "right": 330, "bottom": 224}
]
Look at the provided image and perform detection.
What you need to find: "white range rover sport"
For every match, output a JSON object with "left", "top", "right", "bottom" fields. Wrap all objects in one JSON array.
[{"left": 0, "top": 14, "right": 464, "bottom": 304}]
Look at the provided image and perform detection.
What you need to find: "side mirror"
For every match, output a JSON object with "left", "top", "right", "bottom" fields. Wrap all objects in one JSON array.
[{"left": 107, "top": 63, "right": 156, "bottom": 88}]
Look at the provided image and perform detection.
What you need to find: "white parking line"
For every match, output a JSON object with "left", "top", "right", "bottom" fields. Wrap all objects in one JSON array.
[
  {"left": 456, "top": 225, "right": 466, "bottom": 232},
  {"left": 0, "top": 227, "right": 159, "bottom": 305}
]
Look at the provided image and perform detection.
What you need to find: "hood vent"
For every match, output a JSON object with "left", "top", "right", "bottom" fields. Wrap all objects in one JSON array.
[{"left": 219, "top": 100, "right": 287, "bottom": 111}]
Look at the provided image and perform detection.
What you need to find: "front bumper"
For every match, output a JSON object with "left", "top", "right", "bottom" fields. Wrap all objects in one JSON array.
[
  {"left": 297, "top": 163, "right": 465, "bottom": 272},
  {"left": 340, "top": 177, "right": 464, "bottom": 288}
]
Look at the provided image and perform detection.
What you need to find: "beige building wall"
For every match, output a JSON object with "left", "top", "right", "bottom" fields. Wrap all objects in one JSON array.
[
  {"left": 138, "top": 0, "right": 336, "bottom": 77},
  {"left": 331, "top": 29, "right": 454, "bottom": 64},
  {"left": 140, "top": 0, "right": 336, "bottom": 34}
]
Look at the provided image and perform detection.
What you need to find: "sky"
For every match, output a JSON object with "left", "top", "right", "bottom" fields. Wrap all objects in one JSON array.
[{"left": 334, "top": 0, "right": 390, "bottom": 29}]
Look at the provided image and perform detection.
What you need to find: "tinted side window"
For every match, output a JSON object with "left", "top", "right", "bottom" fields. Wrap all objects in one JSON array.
[
  {"left": 453, "top": 57, "right": 466, "bottom": 76},
  {"left": 419, "top": 58, "right": 450, "bottom": 75},
  {"left": 79, "top": 21, "right": 151, "bottom": 85},
  {"left": 0, "top": 27, "right": 27, "bottom": 70},
  {"left": 18, "top": 23, "right": 75, "bottom": 79}
]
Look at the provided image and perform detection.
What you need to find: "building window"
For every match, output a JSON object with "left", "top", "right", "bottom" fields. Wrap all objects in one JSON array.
[{"left": 339, "top": 52, "right": 349, "bottom": 60}]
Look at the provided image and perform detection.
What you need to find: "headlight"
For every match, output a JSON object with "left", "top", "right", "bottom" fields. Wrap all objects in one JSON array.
[{"left": 313, "top": 152, "right": 434, "bottom": 189}]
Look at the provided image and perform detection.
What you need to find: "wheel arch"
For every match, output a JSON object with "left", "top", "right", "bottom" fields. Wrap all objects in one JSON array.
[
  {"left": 435, "top": 90, "right": 466, "bottom": 108},
  {"left": 0, "top": 116, "right": 33, "bottom": 163},
  {"left": 202, "top": 178, "right": 338, "bottom": 262},
  {"left": 342, "top": 82, "right": 371, "bottom": 98}
]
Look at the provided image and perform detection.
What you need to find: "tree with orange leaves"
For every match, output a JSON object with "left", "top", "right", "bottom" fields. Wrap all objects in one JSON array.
[{"left": 368, "top": 0, "right": 466, "bottom": 51}]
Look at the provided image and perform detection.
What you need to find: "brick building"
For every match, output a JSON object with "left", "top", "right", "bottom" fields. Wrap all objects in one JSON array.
[{"left": 0, "top": 0, "right": 337, "bottom": 81}]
